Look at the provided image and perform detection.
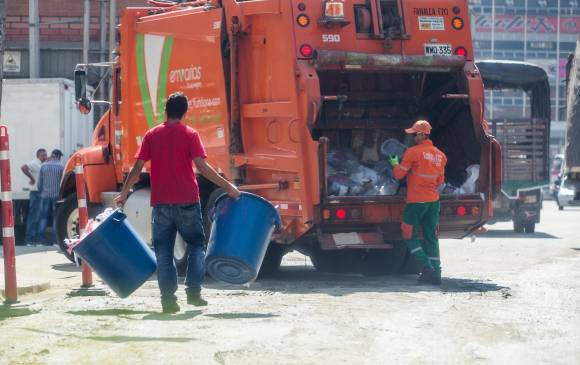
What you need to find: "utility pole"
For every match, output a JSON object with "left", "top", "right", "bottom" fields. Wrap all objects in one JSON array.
[
  {"left": 83, "top": 0, "right": 90, "bottom": 65},
  {"left": 109, "top": 0, "right": 116, "bottom": 61},
  {"left": 28, "top": 0, "right": 40, "bottom": 78},
  {"left": 0, "top": 0, "right": 6, "bottom": 116},
  {"left": 99, "top": 0, "right": 108, "bottom": 101}
]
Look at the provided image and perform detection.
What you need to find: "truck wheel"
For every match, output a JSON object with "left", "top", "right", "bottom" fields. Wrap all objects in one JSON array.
[
  {"left": 55, "top": 194, "right": 79, "bottom": 262},
  {"left": 311, "top": 250, "right": 359, "bottom": 273},
  {"left": 399, "top": 249, "right": 421, "bottom": 274},
  {"left": 359, "top": 243, "right": 407, "bottom": 276},
  {"left": 258, "top": 244, "right": 285, "bottom": 278},
  {"left": 513, "top": 218, "right": 524, "bottom": 233},
  {"left": 524, "top": 222, "right": 536, "bottom": 234}
]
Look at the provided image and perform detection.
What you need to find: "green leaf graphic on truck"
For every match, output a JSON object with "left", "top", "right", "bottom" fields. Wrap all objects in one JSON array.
[{"left": 136, "top": 33, "right": 174, "bottom": 128}]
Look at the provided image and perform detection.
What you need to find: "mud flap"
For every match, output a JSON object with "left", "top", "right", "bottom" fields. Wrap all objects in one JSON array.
[{"left": 401, "top": 222, "right": 413, "bottom": 240}]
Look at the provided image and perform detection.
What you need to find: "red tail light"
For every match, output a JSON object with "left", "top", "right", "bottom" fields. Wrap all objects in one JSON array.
[
  {"left": 457, "top": 206, "right": 466, "bottom": 216},
  {"left": 335, "top": 208, "right": 347, "bottom": 220},
  {"left": 454, "top": 46, "right": 468, "bottom": 58},
  {"left": 299, "top": 44, "right": 314, "bottom": 58}
]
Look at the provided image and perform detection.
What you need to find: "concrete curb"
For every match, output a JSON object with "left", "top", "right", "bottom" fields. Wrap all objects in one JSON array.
[{"left": 0, "top": 282, "right": 51, "bottom": 300}]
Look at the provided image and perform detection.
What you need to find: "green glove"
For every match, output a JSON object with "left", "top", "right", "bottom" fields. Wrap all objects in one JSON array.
[{"left": 388, "top": 155, "right": 400, "bottom": 167}]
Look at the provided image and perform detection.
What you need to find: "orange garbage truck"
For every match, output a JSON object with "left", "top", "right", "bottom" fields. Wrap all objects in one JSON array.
[{"left": 59, "top": 0, "right": 501, "bottom": 275}]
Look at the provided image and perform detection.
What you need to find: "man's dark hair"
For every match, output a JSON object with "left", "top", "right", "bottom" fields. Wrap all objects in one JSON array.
[
  {"left": 36, "top": 148, "right": 46, "bottom": 157},
  {"left": 51, "top": 149, "right": 63, "bottom": 158},
  {"left": 165, "top": 92, "right": 188, "bottom": 120}
]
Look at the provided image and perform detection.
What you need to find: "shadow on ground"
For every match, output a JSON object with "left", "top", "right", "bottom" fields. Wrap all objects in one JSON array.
[
  {"left": 204, "top": 267, "right": 510, "bottom": 297},
  {"left": 479, "top": 229, "right": 559, "bottom": 239},
  {"left": 21, "top": 328, "right": 195, "bottom": 343},
  {"left": 205, "top": 312, "right": 278, "bottom": 320}
]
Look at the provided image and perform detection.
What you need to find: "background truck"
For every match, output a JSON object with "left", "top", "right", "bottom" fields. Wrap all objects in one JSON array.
[
  {"left": 477, "top": 61, "right": 551, "bottom": 233},
  {"left": 558, "top": 36, "right": 580, "bottom": 209},
  {"left": 60, "top": 0, "right": 501, "bottom": 275},
  {"left": 0, "top": 78, "right": 93, "bottom": 243}
]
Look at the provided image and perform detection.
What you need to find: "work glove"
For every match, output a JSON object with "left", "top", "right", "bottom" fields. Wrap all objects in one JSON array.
[{"left": 388, "top": 155, "right": 400, "bottom": 167}]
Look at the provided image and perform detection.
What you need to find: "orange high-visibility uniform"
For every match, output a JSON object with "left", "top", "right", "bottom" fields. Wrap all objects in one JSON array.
[{"left": 393, "top": 140, "right": 447, "bottom": 203}]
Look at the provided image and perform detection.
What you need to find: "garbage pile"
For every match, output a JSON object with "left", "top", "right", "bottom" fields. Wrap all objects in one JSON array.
[
  {"left": 327, "top": 138, "right": 406, "bottom": 197},
  {"left": 326, "top": 135, "right": 481, "bottom": 197}
]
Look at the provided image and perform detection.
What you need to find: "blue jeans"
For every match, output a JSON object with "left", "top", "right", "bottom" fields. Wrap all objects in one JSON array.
[
  {"left": 25, "top": 191, "right": 42, "bottom": 242},
  {"left": 152, "top": 204, "right": 206, "bottom": 302},
  {"left": 38, "top": 197, "right": 57, "bottom": 243}
]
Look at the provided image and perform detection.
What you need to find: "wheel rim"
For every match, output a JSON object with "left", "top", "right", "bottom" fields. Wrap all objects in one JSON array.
[
  {"left": 174, "top": 234, "right": 187, "bottom": 262},
  {"left": 66, "top": 208, "right": 80, "bottom": 239}
]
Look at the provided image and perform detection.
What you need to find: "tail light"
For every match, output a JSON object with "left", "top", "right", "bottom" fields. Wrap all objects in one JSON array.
[
  {"left": 297, "top": 2, "right": 306, "bottom": 11},
  {"left": 451, "top": 17, "right": 464, "bottom": 30},
  {"left": 322, "top": 207, "right": 364, "bottom": 220},
  {"left": 299, "top": 44, "right": 314, "bottom": 58},
  {"left": 297, "top": 14, "right": 310, "bottom": 27},
  {"left": 335, "top": 208, "right": 347, "bottom": 220},
  {"left": 454, "top": 46, "right": 468, "bottom": 58},
  {"left": 456, "top": 206, "right": 466, "bottom": 216},
  {"left": 324, "top": 0, "right": 345, "bottom": 19}
]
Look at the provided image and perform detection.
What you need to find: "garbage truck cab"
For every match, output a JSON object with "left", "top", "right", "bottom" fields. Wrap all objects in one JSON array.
[{"left": 58, "top": 0, "right": 501, "bottom": 275}]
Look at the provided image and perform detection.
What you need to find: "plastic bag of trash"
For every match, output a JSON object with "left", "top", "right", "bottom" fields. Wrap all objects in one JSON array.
[
  {"left": 349, "top": 164, "right": 381, "bottom": 186},
  {"left": 328, "top": 175, "right": 361, "bottom": 196},
  {"left": 327, "top": 150, "right": 360, "bottom": 172},
  {"left": 65, "top": 208, "right": 116, "bottom": 255},
  {"left": 458, "top": 165, "right": 480, "bottom": 194}
]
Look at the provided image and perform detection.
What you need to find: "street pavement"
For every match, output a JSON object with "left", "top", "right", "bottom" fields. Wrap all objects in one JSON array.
[{"left": 0, "top": 200, "right": 579, "bottom": 364}]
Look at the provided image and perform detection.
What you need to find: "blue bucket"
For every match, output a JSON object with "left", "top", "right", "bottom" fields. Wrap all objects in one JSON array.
[
  {"left": 206, "top": 192, "right": 281, "bottom": 284},
  {"left": 73, "top": 209, "right": 157, "bottom": 298}
]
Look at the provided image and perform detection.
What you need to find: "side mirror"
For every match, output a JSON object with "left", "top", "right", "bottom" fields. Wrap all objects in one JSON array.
[
  {"left": 74, "top": 69, "right": 91, "bottom": 115},
  {"left": 74, "top": 69, "right": 87, "bottom": 101}
]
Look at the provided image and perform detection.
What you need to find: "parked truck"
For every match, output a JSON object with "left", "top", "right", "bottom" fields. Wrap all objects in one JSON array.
[
  {"left": 477, "top": 61, "right": 551, "bottom": 233},
  {"left": 61, "top": 0, "right": 501, "bottom": 275},
  {"left": 0, "top": 78, "right": 93, "bottom": 242},
  {"left": 558, "top": 36, "right": 580, "bottom": 209}
]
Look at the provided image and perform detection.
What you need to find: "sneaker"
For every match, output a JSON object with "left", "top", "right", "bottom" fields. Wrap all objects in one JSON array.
[
  {"left": 161, "top": 300, "right": 180, "bottom": 314},
  {"left": 418, "top": 267, "right": 442, "bottom": 286},
  {"left": 187, "top": 292, "right": 208, "bottom": 307}
]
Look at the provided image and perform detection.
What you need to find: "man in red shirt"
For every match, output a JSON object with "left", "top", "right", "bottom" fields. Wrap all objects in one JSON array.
[
  {"left": 389, "top": 120, "right": 447, "bottom": 286},
  {"left": 115, "top": 92, "right": 240, "bottom": 313}
]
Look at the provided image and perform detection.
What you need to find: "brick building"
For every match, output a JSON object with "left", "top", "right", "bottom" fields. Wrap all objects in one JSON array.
[{"left": 4, "top": 0, "right": 147, "bottom": 79}]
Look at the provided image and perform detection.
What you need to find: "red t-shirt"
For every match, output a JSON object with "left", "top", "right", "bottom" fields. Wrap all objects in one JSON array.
[{"left": 135, "top": 122, "right": 207, "bottom": 206}]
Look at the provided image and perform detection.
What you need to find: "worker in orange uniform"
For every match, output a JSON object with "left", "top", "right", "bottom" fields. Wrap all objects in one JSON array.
[{"left": 389, "top": 120, "right": 447, "bottom": 286}]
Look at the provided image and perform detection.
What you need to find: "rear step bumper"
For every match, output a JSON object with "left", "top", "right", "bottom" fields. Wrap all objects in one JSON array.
[{"left": 312, "top": 194, "right": 486, "bottom": 248}]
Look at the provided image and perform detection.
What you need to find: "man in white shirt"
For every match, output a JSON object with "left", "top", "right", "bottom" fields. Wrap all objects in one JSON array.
[{"left": 21, "top": 148, "right": 47, "bottom": 244}]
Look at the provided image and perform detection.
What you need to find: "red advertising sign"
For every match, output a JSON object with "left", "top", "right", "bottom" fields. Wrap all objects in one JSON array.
[{"left": 473, "top": 14, "right": 580, "bottom": 34}]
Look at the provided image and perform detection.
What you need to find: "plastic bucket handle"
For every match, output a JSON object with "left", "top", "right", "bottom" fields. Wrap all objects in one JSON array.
[{"left": 213, "top": 192, "right": 282, "bottom": 230}]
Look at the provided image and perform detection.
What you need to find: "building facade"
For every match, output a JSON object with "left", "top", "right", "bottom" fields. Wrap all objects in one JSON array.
[{"left": 468, "top": 0, "right": 580, "bottom": 155}]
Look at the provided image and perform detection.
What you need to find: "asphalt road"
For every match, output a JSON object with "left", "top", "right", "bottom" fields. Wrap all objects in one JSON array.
[{"left": 1, "top": 201, "right": 579, "bottom": 365}]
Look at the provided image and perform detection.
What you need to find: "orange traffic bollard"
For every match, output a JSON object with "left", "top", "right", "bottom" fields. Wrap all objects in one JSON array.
[
  {"left": 0, "top": 126, "right": 18, "bottom": 303},
  {"left": 74, "top": 157, "right": 93, "bottom": 288}
]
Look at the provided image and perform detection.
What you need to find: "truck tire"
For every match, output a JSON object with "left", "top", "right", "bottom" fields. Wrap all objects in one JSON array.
[
  {"left": 311, "top": 250, "right": 359, "bottom": 273},
  {"left": 399, "top": 249, "right": 421, "bottom": 274},
  {"left": 55, "top": 194, "right": 79, "bottom": 262},
  {"left": 257, "top": 244, "right": 285, "bottom": 278},
  {"left": 513, "top": 218, "right": 524, "bottom": 233},
  {"left": 359, "top": 243, "right": 407, "bottom": 276},
  {"left": 524, "top": 222, "right": 536, "bottom": 234}
]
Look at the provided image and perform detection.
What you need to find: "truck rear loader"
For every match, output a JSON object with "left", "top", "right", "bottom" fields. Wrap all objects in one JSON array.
[{"left": 60, "top": 0, "right": 501, "bottom": 275}]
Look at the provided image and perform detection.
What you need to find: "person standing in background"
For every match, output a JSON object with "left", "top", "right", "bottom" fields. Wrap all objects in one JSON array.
[
  {"left": 37, "top": 149, "right": 65, "bottom": 245},
  {"left": 21, "top": 148, "right": 48, "bottom": 244}
]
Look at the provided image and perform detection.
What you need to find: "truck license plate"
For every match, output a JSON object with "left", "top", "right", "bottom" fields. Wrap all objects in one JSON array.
[{"left": 424, "top": 43, "right": 452, "bottom": 56}]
